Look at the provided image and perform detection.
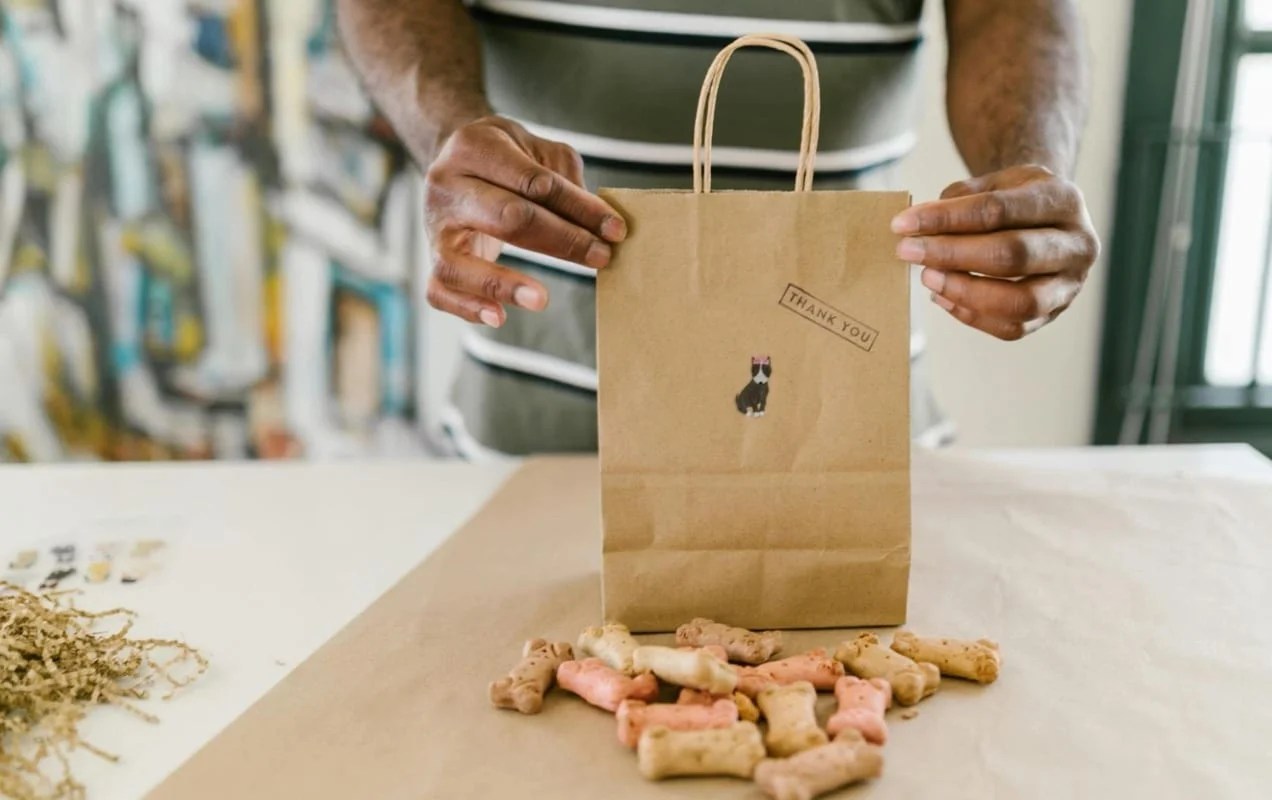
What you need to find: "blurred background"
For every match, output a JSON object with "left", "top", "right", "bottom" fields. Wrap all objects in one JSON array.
[{"left": 0, "top": 0, "right": 1268, "bottom": 463}]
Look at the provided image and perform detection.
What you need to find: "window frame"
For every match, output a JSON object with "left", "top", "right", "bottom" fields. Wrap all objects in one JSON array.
[{"left": 1094, "top": 0, "right": 1272, "bottom": 454}]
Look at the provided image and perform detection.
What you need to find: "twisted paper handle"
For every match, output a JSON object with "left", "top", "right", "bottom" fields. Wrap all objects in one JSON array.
[{"left": 692, "top": 34, "right": 821, "bottom": 194}]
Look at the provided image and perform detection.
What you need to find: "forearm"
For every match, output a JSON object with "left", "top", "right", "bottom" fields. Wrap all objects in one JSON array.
[
  {"left": 336, "top": 0, "right": 492, "bottom": 167},
  {"left": 943, "top": 0, "right": 1088, "bottom": 177}
]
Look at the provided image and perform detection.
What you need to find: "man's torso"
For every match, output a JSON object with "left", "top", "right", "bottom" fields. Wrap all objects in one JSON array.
[{"left": 445, "top": 0, "right": 946, "bottom": 457}]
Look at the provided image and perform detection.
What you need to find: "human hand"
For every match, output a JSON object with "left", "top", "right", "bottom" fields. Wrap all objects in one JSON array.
[
  {"left": 890, "top": 164, "right": 1099, "bottom": 340},
  {"left": 424, "top": 116, "right": 627, "bottom": 326}
]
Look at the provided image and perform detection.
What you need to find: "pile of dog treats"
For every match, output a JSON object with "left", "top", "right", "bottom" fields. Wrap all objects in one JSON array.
[{"left": 490, "top": 618, "right": 1000, "bottom": 799}]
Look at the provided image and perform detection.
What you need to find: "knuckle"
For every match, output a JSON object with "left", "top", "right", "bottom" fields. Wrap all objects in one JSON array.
[
  {"left": 423, "top": 169, "right": 452, "bottom": 207},
  {"left": 519, "top": 168, "right": 557, "bottom": 201},
  {"left": 994, "top": 236, "right": 1030, "bottom": 271},
  {"left": 450, "top": 122, "right": 489, "bottom": 151},
  {"left": 480, "top": 273, "right": 506, "bottom": 300},
  {"left": 432, "top": 255, "right": 460, "bottom": 286},
  {"left": 997, "top": 322, "right": 1026, "bottom": 341},
  {"left": 1054, "top": 180, "right": 1084, "bottom": 217},
  {"left": 437, "top": 130, "right": 473, "bottom": 162},
  {"left": 496, "top": 198, "right": 537, "bottom": 234},
  {"left": 979, "top": 193, "right": 1009, "bottom": 229},
  {"left": 453, "top": 123, "right": 478, "bottom": 144},
  {"left": 1080, "top": 228, "right": 1102, "bottom": 261},
  {"left": 563, "top": 228, "right": 594, "bottom": 260},
  {"left": 1011, "top": 289, "right": 1043, "bottom": 320}
]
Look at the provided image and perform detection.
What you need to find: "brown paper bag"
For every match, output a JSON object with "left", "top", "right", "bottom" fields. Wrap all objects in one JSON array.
[{"left": 597, "top": 35, "right": 911, "bottom": 632}]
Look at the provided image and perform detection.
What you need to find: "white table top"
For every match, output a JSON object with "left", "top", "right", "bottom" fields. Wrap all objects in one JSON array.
[{"left": 2, "top": 444, "right": 1269, "bottom": 800}]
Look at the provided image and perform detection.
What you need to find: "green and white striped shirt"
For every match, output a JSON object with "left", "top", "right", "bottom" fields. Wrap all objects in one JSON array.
[{"left": 443, "top": 0, "right": 950, "bottom": 458}]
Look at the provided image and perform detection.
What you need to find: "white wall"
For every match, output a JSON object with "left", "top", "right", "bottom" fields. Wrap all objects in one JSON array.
[
  {"left": 900, "top": 0, "right": 1133, "bottom": 447},
  {"left": 422, "top": 0, "right": 1135, "bottom": 449}
]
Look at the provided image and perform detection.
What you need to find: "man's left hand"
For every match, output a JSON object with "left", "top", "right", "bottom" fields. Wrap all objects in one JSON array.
[{"left": 890, "top": 164, "right": 1100, "bottom": 341}]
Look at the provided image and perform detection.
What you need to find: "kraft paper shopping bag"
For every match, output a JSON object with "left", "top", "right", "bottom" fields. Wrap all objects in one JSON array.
[{"left": 597, "top": 35, "right": 911, "bottom": 632}]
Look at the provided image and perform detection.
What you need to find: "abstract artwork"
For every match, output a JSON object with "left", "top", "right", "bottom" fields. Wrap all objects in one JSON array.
[{"left": 0, "top": 0, "right": 429, "bottom": 462}]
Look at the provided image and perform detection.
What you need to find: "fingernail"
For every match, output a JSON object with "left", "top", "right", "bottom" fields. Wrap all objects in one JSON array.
[
  {"left": 585, "top": 240, "right": 612, "bottom": 268},
  {"left": 513, "top": 285, "right": 545, "bottom": 311},
  {"left": 931, "top": 293, "right": 955, "bottom": 311},
  {"left": 896, "top": 237, "right": 925, "bottom": 263},
  {"left": 920, "top": 267, "right": 946, "bottom": 293},
  {"left": 479, "top": 308, "right": 502, "bottom": 328},
  {"left": 891, "top": 211, "right": 920, "bottom": 234},
  {"left": 601, "top": 215, "right": 627, "bottom": 242}
]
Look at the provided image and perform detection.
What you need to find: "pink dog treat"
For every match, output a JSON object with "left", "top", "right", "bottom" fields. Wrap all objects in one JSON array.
[
  {"left": 734, "top": 649, "right": 845, "bottom": 697},
  {"left": 677, "top": 688, "right": 761, "bottom": 723},
  {"left": 557, "top": 658, "right": 659, "bottom": 712},
  {"left": 825, "top": 676, "right": 891, "bottom": 744},
  {"left": 616, "top": 698, "right": 738, "bottom": 747}
]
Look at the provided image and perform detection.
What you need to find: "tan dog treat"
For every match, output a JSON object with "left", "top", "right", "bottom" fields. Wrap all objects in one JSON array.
[
  {"left": 677, "top": 688, "right": 762, "bottom": 723},
  {"left": 489, "top": 638, "right": 574, "bottom": 714},
  {"left": 834, "top": 633, "right": 939, "bottom": 706},
  {"left": 890, "top": 631, "right": 1001, "bottom": 684},
  {"left": 676, "top": 688, "right": 715, "bottom": 706},
  {"left": 734, "top": 691, "right": 761, "bottom": 723},
  {"left": 826, "top": 676, "right": 891, "bottom": 744},
  {"left": 675, "top": 618, "right": 782, "bottom": 664},
  {"left": 9, "top": 549, "right": 37, "bottom": 569},
  {"left": 754, "top": 729, "right": 884, "bottom": 800},
  {"left": 633, "top": 645, "right": 737, "bottom": 695},
  {"left": 557, "top": 658, "right": 659, "bottom": 712},
  {"left": 617, "top": 698, "right": 738, "bottom": 747},
  {"left": 637, "top": 721, "right": 766, "bottom": 780},
  {"left": 677, "top": 644, "right": 729, "bottom": 662},
  {"left": 577, "top": 622, "right": 640, "bottom": 674},
  {"left": 756, "top": 681, "right": 828, "bottom": 757},
  {"left": 734, "top": 649, "right": 845, "bottom": 697}
]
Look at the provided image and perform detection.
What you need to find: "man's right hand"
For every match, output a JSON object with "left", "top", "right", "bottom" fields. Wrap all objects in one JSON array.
[{"left": 423, "top": 116, "right": 627, "bottom": 327}]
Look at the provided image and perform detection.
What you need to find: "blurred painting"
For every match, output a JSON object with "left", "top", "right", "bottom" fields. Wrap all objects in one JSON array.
[{"left": 0, "top": 0, "right": 426, "bottom": 462}]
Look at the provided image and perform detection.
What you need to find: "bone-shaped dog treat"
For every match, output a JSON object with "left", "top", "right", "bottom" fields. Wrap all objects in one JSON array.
[
  {"left": 616, "top": 698, "right": 738, "bottom": 747},
  {"left": 677, "top": 688, "right": 762, "bottom": 723},
  {"left": 556, "top": 658, "right": 659, "bottom": 712},
  {"left": 825, "top": 676, "right": 891, "bottom": 744},
  {"left": 637, "top": 721, "right": 766, "bottom": 780},
  {"left": 756, "top": 681, "right": 828, "bottom": 757},
  {"left": 890, "top": 631, "right": 1001, "bottom": 684},
  {"left": 489, "top": 638, "right": 574, "bottom": 714},
  {"left": 753, "top": 729, "right": 884, "bottom": 800},
  {"left": 734, "top": 691, "right": 761, "bottom": 723},
  {"left": 834, "top": 633, "right": 940, "bottom": 706},
  {"left": 734, "top": 648, "right": 845, "bottom": 697},
  {"left": 633, "top": 645, "right": 737, "bottom": 695},
  {"left": 677, "top": 687, "right": 712, "bottom": 705},
  {"left": 675, "top": 618, "right": 783, "bottom": 665},
  {"left": 577, "top": 622, "right": 640, "bottom": 675},
  {"left": 677, "top": 644, "right": 729, "bottom": 663}
]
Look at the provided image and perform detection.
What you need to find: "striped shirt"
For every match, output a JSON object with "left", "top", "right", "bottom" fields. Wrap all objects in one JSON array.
[{"left": 445, "top": 0, "right": 951, "bottom": 458}]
